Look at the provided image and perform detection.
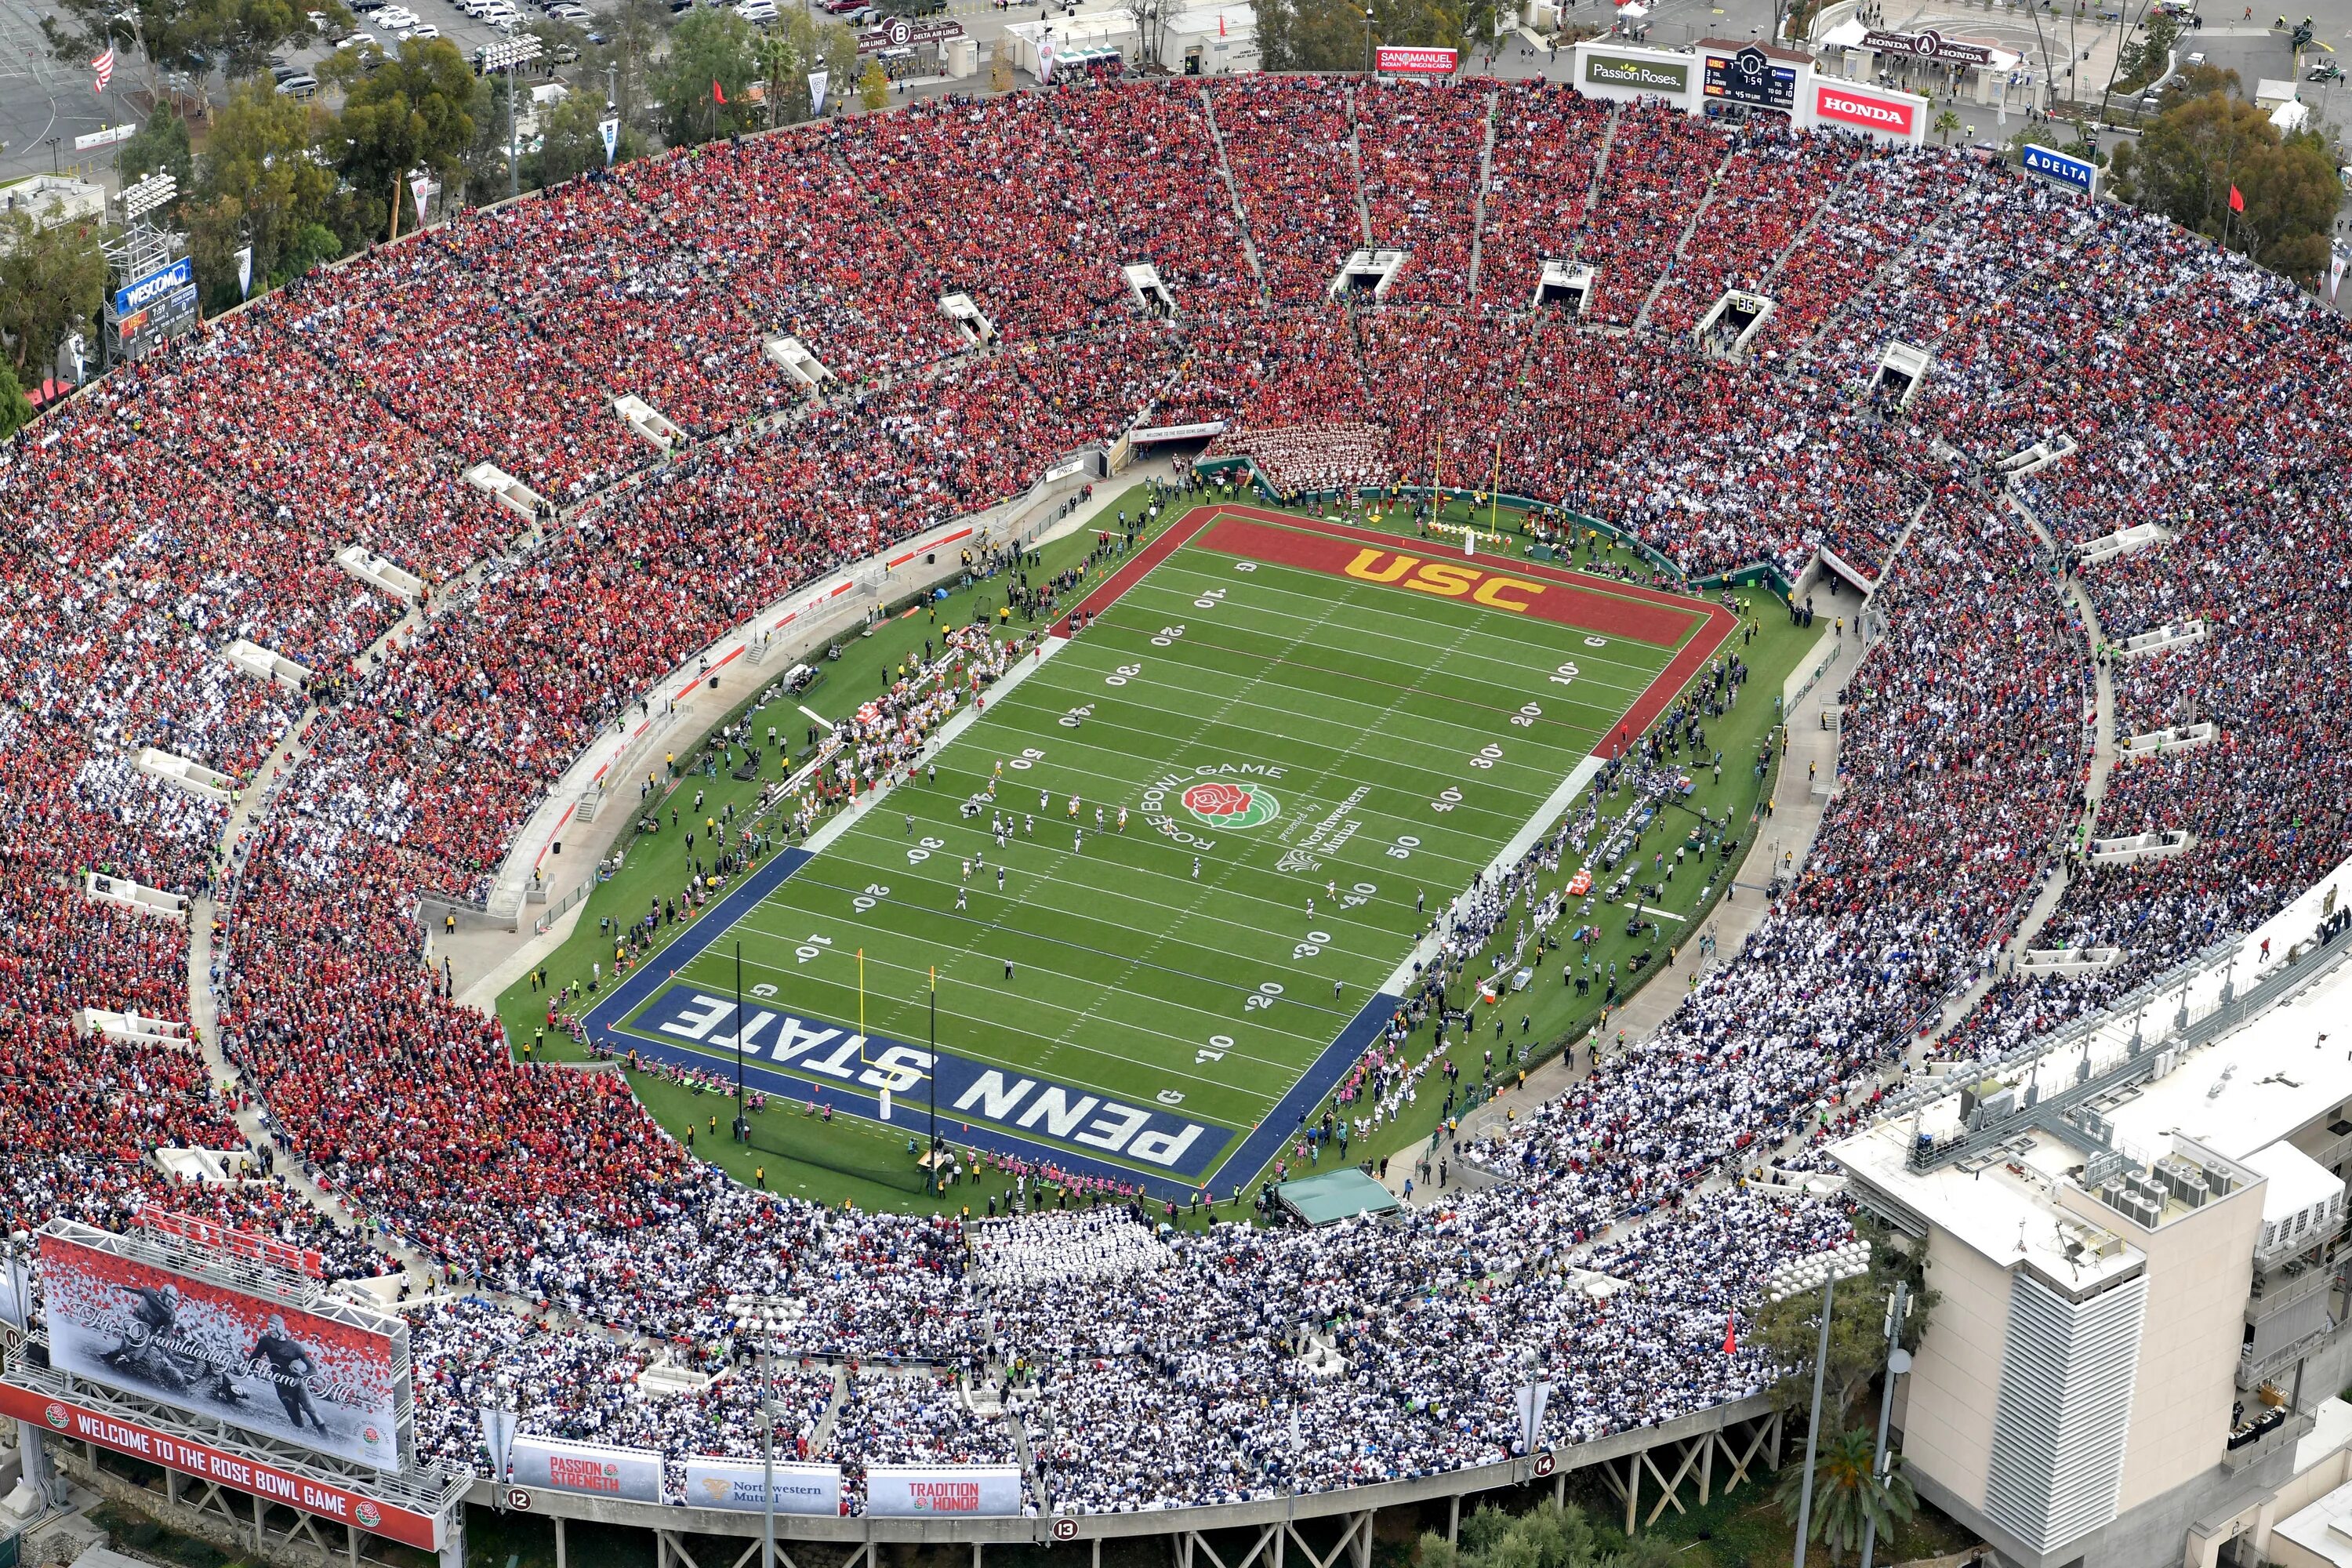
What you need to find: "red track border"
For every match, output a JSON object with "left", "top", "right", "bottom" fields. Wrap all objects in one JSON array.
[{"left": 1053, "top": 505, "right": 1739, "bottom": 756}]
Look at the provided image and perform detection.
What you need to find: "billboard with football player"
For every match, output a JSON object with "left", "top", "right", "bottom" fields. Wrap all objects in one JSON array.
[{"left": 37, "top": 1232, "right": 410, "bottom": 1472}]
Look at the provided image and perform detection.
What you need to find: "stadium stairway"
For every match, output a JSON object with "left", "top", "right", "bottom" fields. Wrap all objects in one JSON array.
[
  {"left": 1197, "top": 85, "right": 1271, "bottom": 299},
  {"left": 183, "top": 593, "right": 451, "bottom": 1296},
  {"left": 1904, "top": 488, "right": 2125, "bottom": 1054}
]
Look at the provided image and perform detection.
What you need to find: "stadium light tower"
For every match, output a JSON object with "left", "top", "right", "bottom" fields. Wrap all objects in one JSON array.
[
  {"left": 1769, "top": 1239, "right": 1873, "bottom": 1568},
  {"left": 478, "top": 34, "right": 543, "bottom": 201}
]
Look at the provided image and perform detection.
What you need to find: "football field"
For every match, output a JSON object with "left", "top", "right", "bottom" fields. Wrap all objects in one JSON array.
[{"left": 585, "top": 506, "right": 1733, "bottom": 1197}]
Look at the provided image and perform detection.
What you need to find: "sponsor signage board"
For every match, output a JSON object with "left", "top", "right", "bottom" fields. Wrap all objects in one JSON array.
[
  {"left": 1862, "top": 27, "right": 1994, "bottom": 64},
  {"left": 2020, "top": 143, "right": 2096, "bottom": 194},
  {"left": 1704, "top": 45, "right": 1798, "bottom": 110},
  {"left": 510, "top": 1436, "right": 665, "bottom": 1503},
  {"left": 1812, "top": 82, "right": 1921, "bottom": 140},
  {"left": 864, "top": 1465, "right": 1024, "bottom": 1518},
  {"left": 682, "top": 1456, "right": 844, "bottom": 1515},
  {"left": 1129, "top": 421, "right": 1229, "bottom": 442},
  {"left": 855, "top": 16, "right": 960, "bottom": 51},
  {"left": 38, "top": 1232, "right": 409, "bottom": 1473},
  {"left": 74, "top": 124, "right": 137, "bottom": 151},
  {"left": 0, "top": 1381, "right": 441, "bottom": 1548},
  {"left": 1582, "top": 49, "right": 1690, "bottom": 96},
  {"left": 1375, "top": 45, "right": 1458, "bottom": 72},
  {"left": 626, "top": 984, "right": 1229, "bottom": 1176},
  {"left": 111, "top": 256, "right": 193, "bottom": 319}
]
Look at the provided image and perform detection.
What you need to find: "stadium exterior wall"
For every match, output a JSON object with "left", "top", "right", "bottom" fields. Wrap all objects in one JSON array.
[{"left": 459, "top": 1395, "right": 1780, "bottom": 1543}]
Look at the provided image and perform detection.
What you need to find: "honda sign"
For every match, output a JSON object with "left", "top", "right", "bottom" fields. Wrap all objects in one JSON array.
[{"left": 1812, "top": 82, "right": 1922, "bottom": 142}]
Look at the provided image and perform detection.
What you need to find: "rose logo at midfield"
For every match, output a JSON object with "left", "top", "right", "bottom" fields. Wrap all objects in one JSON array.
[{"left": 1182, "top": 780, "right": 1279, "bottom": 828}]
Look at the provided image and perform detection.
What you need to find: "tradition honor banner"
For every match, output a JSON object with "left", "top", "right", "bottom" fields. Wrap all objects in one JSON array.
[
  {"left": 864, "top": 1465, "right": 1024, "bottom": 1517},
  {"left": 510, "top": 1436, "right": 665, "bottom": 1503},
  {"left": 682, "top": 1456, "right": 843, "bottom": 1515}
]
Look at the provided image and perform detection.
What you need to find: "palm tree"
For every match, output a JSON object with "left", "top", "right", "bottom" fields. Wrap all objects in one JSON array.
[
  {"left": 1933, "top": 108, "right": 1962, "bottom": 143},
  {"left": 1775, "top": 1428, "right": 1918, "bottom": 1567}
]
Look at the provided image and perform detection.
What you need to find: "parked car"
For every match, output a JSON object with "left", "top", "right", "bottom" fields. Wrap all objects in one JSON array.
[
  {"left": 274, "top": 72, "right": 320, "bottom": 94},
  {"left": 737, "top": 0, "right": 777, "bottom": 20},
  {"left": 547, "top": 39, "right": 580, "bottom": 60}
]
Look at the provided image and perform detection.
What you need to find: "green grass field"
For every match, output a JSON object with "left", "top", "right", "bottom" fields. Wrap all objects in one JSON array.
[
  {"left": 578, "top": 503, "right": 1743, "bottom": 1201},
  {"left": 506, "top": 484, "right": 1816, "bottom": 1222}
]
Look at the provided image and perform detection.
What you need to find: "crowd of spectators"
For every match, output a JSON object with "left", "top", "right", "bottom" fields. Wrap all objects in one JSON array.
[{"left": 5, "top": 74, "right": 2350, "bottom": 1523}]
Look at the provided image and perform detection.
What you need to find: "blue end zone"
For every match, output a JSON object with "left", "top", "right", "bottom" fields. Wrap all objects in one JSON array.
[{"left": 577, "top": 846, "right": 1403, "bottom": 1203}]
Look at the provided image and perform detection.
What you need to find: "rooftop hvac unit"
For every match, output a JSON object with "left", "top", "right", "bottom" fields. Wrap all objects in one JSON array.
[{"left": 2129, "top": 1193, "right": 2164, "bottom": 1228}]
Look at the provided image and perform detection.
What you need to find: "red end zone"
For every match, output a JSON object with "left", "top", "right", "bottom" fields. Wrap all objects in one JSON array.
[{"left": 1054, "top": 506, "right": 1739, "bottom": 750}]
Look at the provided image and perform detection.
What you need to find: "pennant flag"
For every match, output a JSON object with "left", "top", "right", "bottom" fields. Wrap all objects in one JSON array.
[
  {"left": 408, "top": 172, "right": 432, "bottom": 222},
  {"left": 1723, "top": 1313, "right": 1737, "bottom": 1355},
  {"left": 2229, "top": 183, "right": 2245, "bottom": 212},
  {"left": 2329, "top": 248, "right": 2347, "bottom": 299},
  {"left": 92, "top": 45, "right": 114, "bottom": 92},
  {"left": 808, "top": 67, "right": 829, "bottom": 114},
  {"left": 234, "top": 245, "right": 253, "bottom": 300},
  {"left": 597, "top": 115, "right": 619, "bottom": 165},
  {"left": 1219, "top": 11, "right": 1226, "bottom": 33},
  {"left": 712, "top": 78, "right": 727, "bottom": 104}
]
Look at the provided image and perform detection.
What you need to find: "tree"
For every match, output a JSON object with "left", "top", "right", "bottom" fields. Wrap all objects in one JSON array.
[
  {"left": 2109, "top": 89, "right": 2341, "bottom": 280},
  {"left": 331, "top": 38, "right": 485, "bottom": 235},
  {"left": 2114, "top": 7, "right": 2183, "bottom": 93},
  {"left": 0, "top": 358, "right": 34, "bottom": 441},
  {"left": 651, "top": 6, "right": 763, "bottom": 145},
  {"left": 1932, "top": 108, "right": 1961, "bottom": 143},
  {"left": 593, "top": 0, "right": 669, "bottom": 145},
  {"left": 1258, "top": 0, "right": 1491, "bottom": 71},
  {"left": 1773, "top": 1428, "right": 1918, "bottom": 1567},
  {"left": 529, "top": 89, "right": 612, "bottom": 187},
  {"left": 0, "top": 204, "right": 107, "bottom": 381},
  {"left": 121, "top": 110, "right": 195, "bottom": 200},
  {"left": 857, "top": 55, "right": 890, "bottom": 111},
  {"left": 1414, "top": 1501, "right": 1610, "bottom": 1568},
  {"left": 184, "top": 79, "right": 339, "bottom": 304}
]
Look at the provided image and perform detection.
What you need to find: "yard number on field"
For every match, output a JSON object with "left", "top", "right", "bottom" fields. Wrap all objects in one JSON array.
[
  {"left": 1150, "top": 625, "right": 1185, "bottom": 647},
  {"left": 1244, "top": 982, "right": 1283, "bottom": 1012},
  {"left": 1107, "top": 662, "right": 1143, "bottom": 687},
  {"left": 1193, "top": 586, "right": 1227, "bottom": 610},
  {"left": 797, "top": 934, "right": 834, "bottom": 964}
]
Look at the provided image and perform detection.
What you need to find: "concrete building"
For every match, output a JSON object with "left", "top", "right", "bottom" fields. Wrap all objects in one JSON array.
[{"left": 1835, "top": 887, "right": 2352, "bottom": 1568}]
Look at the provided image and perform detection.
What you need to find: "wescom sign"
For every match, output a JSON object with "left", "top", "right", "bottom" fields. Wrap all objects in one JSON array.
[{"left": 1812, "top": 82, "right": 1918, "bottom": 140}]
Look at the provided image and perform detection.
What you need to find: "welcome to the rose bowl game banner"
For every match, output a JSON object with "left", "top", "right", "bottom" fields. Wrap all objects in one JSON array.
[
  {"left": 37, "top": 1232, "right": 407, "bottom": 1473},
  {"left": 510, "top": 1435, "right": 665, "bottom": 1503},
  {"left": 863, "top": 1465, "right": 1024, "bottom": 1517},
  {"left": 681, "top": 1455, "right": 844, "bottom": 1515}
]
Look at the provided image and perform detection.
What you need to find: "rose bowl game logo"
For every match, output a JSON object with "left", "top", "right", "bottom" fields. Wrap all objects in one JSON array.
[
  {"left": 354, "top": 1500, "right": 382, "bottom": 1529},
  {"left": 44, "top": 1402, "right": 69, "bottom": 1431},
  {"left": 1181, "top": 780, "right": 1279, "bottom": 828}
]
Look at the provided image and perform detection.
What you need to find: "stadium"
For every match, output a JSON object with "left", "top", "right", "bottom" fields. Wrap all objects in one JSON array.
[{"left": 0, "top": 52, "right": 2350, "bottom": 1568}]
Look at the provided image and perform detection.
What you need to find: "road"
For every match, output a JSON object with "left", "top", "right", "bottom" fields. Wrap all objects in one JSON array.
[{"left": 0, "top": 0, "right": 151, "bottom": 185}]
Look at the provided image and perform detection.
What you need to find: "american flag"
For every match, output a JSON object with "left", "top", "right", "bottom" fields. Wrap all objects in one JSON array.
[{"left": 92, "top": 45, "right": 114, "bottom": 92}]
